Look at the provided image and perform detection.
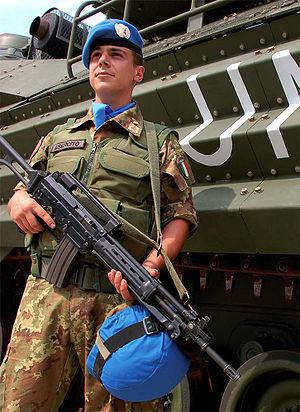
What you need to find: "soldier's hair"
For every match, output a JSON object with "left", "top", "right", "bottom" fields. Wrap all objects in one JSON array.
[{"left": 132, "top": 51, "right": 144, "bottom": 67}]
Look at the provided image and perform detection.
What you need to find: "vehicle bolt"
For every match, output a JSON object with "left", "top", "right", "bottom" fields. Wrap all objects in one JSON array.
[
  {"left": 225, "top": 173, "right": 232, "bottom": 179},
  {"left": 84, "top": 242, "right": 89, "bottom": 247},
  {"left": 161, "top": 76, "right": 167, "bottom": 81},
  {"left": 248, "top": 115, "right": 256, "bottom": 122},
  {"left": 78, "top": 95, "right": 82, "bottom": 100},
  {"left": 239, "top": 43, "right": 245, "bottom": 51},
  {"left": 45, "top": 113, "right": 50, "bottom": 117},
  {"left": 67, "top": 98, "right": 71, "bottom": 103},
  {"left": 39, "top": 107, "right": 43, "bottom": 112},
  {"left": 240, "top": 188, "right": 248, "bottom": 195},
  {"left": 213, "top": 110, "right": 219, "bottom": 117},
  {"left": 295, "top": 166, "right": 300, "bottom": 173},
  {"left": 202, "top": 55, "right": 207, "bottom": 62},
  {"left": 184, "top": 60, "right": 190, "bottom": 67},
  {"left": 194, "top": 114, "right": 200, "bottom": 120},
  {"left": 259, "top": 38, "right": 266, "bottom": 45},
  {"left": 40, "top": 114, "right": 44, "bottom": 118},
  {"left": 281, "top": 32, "right": 288, "bottom": 39},
  {"left": 247, "top": 170, "right": 254, "bottom": 178},
  {"left": 30, "top": 110, "right": 34, "bottom": 115},
  {"left": 33, "top": 63, "right": 36, "bottom": 67},
  {"left": 177, "top": 117, "right": 183, "bottom": 124},
  {"left": 254, "top": 49, "right": 262, "bottom": 55},
  {"left": 262, "top": 113, "right": 269, "bottom": 119},
  {"left": 3, "top": 69, "right": 7, "bottom": 73},
  {"left": 220, "top": 49, "right": 226, "bottom": 56},
  {"left": 267, "top": 46, "right": 275, "bottom": 52},
  {"left": 277, "top": 97, "right": 283, "bottom": 104},
  {"left": 14, "top": 116, "right": 18, "bottom": 120},
  {"left": 170, "top": 74, "right": 177, "bottom": 79},
  {"left": 22, "top": 113, "right": 26, "bottom": 118},
  {"left": 17, "top": 91, "right": 20, "bottom": 94},
  {"left": 168, "top": 65, "right": 173, "bottom": 71},
  {"left": 205, "top": 174, "right": 212, "bottom": 182},
  {"left": 152, "top": 70, "right": 158, "bottom": 76},
  {"left": 270, "top": 168, "right": 277, "bottom": 175},
  {"left": 233, "top": 106, "right": 239, "bottom": 113},
  {"left": 9, "top": 74, "right": 13, "bottom": 77},
  {"left": 254, "top": 186, "right": 263, "bottom": 193},
  {"left": 48, "top": 105, "right": 51, "bottom": 110},
  {"left": 18, "top": 63, "right": 22, "bottom": 67},
  {"left": 254, "top": 102, "right": 260, "bottom": 109}
]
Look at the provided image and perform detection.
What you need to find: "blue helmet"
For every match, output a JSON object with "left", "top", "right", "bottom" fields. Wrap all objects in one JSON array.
[
  {"left": 82, "top": 19, "right": 143, "bottom": 68},
  {"left": 86, "top": 304, "right": 190, "bottom": 402}
]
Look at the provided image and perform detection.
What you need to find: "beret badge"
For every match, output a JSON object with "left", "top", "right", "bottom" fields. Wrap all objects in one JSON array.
[{"left": 115, "top": 23, "right": 131, "bottom": 39}]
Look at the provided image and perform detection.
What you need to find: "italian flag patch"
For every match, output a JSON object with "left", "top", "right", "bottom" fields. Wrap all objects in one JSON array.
[{"left": 178, "top": 158, "right": 190, "bottom": 179}]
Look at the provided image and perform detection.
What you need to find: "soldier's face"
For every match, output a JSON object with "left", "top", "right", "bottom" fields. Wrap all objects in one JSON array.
[{"left": 89, "top": 45, "right": 144, "bottom": 107}]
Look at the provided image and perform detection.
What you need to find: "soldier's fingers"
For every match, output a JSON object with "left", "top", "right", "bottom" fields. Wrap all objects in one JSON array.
[
  {"left": 32, "top": 203, "right": 56, "bottom": 229},
  {"left": 26, "top": 213, "right": 45, "bottom": 233},
  {"left": 114, "top": 271, "right": 122, "bottom": 293},
  {"left": 119, "top": 279, "right": 134, "bottom": 301},
  {"left": 108, "top": 269, "right": 116, "bottom": 285}
]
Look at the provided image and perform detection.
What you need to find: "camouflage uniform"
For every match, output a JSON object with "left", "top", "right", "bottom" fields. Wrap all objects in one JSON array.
[{"left": 0, "top": 105, "right": 197, "bottom": 411}]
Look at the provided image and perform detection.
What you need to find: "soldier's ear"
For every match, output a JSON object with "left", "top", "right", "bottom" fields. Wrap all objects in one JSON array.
[{"left": 134, "top": 65, "right": 145, "bottom": 83}]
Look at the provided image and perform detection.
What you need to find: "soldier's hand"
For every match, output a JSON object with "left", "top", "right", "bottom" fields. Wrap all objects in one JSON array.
[
  {"left": 108, "top": 266, "right": 159, "bottom": 301},
  {"left": 8, "top": 190, "right": 56, "bottom": 234}
]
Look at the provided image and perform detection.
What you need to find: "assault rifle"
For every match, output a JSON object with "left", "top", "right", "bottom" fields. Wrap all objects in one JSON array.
[{"left": 0, "top": 135, "right": 240, "bottom": 382}]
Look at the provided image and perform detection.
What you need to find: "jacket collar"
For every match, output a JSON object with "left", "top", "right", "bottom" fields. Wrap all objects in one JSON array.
[{"left": 68, "top": 104, "right": 144, "bottom": 138}]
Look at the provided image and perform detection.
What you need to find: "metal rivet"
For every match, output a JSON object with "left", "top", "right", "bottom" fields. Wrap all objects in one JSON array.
[
  {"left": 64, "top": 74, "right": 68, "bottom": 78},
  {"left": 241, "top": 188, "right": 248, "bottom": 195},
  {"left": 184, "top": 60, "right": 190, "bottom": 67},
  {"left": 78, "top": 95, "right": 82, "bottom": 100},
  {"left": 3, "top": 69, "right": 7, "bottom": 73},
  {"left": 262, "top": 113, "right": 269, "bottom": 119},
  {"left": 254, "top": 186, "right": 263, "bottom": 193},
  {"left": 168, "top": 65, "right": 174, "bottom": 71},
  {"left": 213, "top": 110, "right": 219, "bottom": 117},
  {"left": 39, "top": 108, "right": 43, "bottom": 112},
  {"left": 295, "top": 166, "right": 300, "bottom": 173},
  {"left": 205, "top": 174, "right": 212, "bottom": 182},
  {"left": 30, "top": 110, "right": 34, "bottom": 115},
  {"left": 277, "top": 97, "right": 283, "bottom": 104},
  {"left": 18, "top": 63, "right": 22, "bottom": 67},
  {"left": 67, "top": 98, "right": 71, "bottom": 103},
  {"left": 220, "top": 49, "right": 226, "bottom": 56},
  {"left": 194, "top": 114, "right": 200, "bottom": 120},
  {"left": 247, "top": 170, "right": 254, "bottom": 178},
  {"left": 161, "top": 76, "right": 167, "bottom": 81},
  {"left": 249, "top": 115, "right": 256, "bottom": 122},
  {"left": 233, "top": 106, "right": 239, "bottom": 113},
  {"left": 14, "top": 116, "right": 18, "bottom": 120},
  {"left": 282, "top": 32, "right": 288, "bottom": 39},
  {"left": 239, "top": 43, "right": 245, "bottom": 51},
  {"left": 33, "top": 64, "right": 36, "bottom": 67},
  {"left": 170, "top": 74, "right": 177, "bottom": 79},
  {"left": 40, "top": 114, "right": 44, "bottom": 118},
  {"left": 22, "top": 113, "right": 26, "bottom": 118},
  {"left": 177, "top": 117, "right": 183, "bottom": 124},
  {"left": 259, "top": 38, "right": 266, "bottom": 45},
  {"left": 17, "top": 91, "right": 20, "bottom": 94},
  {"left": 57, "top": 101, "right": 61, "bottom": 106},
  {"left": 225, "top": 173, "right": 232, "bottom": 179},
  {"left": 202, "top": 55, "right": 207, "bottom": 62},
  {"left": 9, "top": 74, "right": 13, "bottom": 77},
  {"left": 254, "top": 102, "right": 260, "bottom": 109},
  {"left": 152, "top": 70, "right": 158, "bottom": 76},
  {"left": 270, "top": 168, "right": 277, "bottom": 175},
  {"left": 254, "top": 49, "right": 262, "bottom": 55}
]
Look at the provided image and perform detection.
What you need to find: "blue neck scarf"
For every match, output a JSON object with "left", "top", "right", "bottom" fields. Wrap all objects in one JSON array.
[{"left": 92, "top": 101, "right": 135, "bottom": 130}]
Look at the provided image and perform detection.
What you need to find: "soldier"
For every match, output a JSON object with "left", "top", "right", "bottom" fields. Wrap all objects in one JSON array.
[{"left": 0, "top": 19, "right": 197, "bottom": 411}]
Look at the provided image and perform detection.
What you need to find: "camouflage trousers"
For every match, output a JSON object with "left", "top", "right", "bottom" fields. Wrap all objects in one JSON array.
[{"left": 0, "top": 275, "right": 164, "bottom": 412}]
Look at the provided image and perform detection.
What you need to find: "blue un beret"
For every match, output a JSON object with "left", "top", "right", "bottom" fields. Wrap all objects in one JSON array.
[{"left": 82, "top": 19, "right": 143, "bottom": 68}]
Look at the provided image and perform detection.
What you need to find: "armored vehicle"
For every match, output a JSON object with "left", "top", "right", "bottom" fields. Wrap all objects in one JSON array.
[{"left": 0, "top": 0, "right": 299, "bottom": 410}]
